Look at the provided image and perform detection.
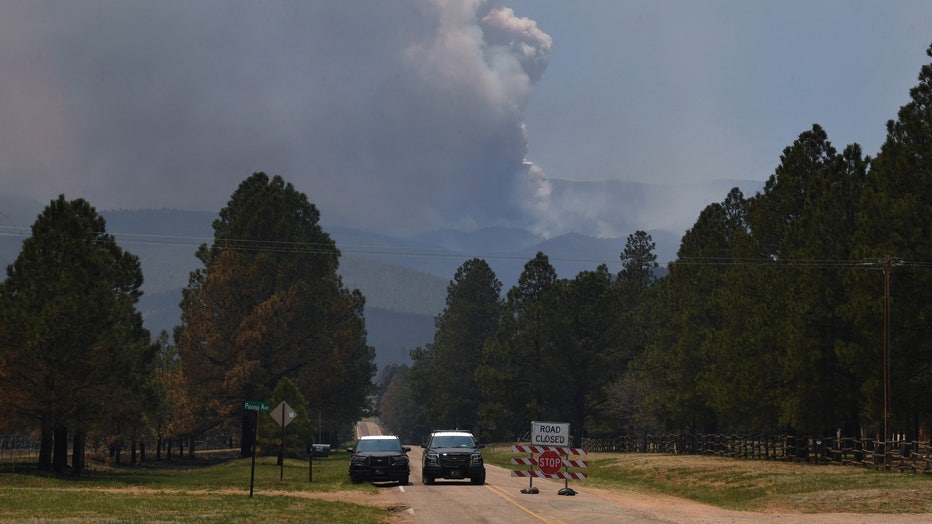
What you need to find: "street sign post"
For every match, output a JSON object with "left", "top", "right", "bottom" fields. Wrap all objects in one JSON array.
[
  {"left": 270, "top": 401, "right": 297, "bottom": 480},
  {"left": 244, "top": 401, "right": 269, "bottom": 497}
]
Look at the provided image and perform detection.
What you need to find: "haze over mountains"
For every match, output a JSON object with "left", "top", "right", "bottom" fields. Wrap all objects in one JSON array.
[{"left": 0, "top": 177, "right": 761, "bottom": 370}]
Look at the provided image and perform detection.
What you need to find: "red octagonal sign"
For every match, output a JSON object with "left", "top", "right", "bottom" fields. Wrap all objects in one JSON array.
[{"left": 537, "top": 450, "right": 562, "bottom": 475}]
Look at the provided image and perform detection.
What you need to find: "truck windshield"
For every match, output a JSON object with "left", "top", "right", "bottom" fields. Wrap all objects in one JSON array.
[
  {"left": 431, "top": 436, "right": 475, "bottom": 448},
  {"left": 356, "top": 439, "right": 402, "bottom": 452}
]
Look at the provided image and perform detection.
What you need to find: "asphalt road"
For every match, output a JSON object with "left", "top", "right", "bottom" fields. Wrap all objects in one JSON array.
[
  {"left": 354, "top": 422, "right": 636, "bottom": 522},
  {"left": 394, "top": 445, "right": 653, "bottom": 523},
  {"left": 352, "top": 424, "right": 932, "bottom": 523},
  {"left": 355, "top": 421, "right": 383, "bottom": 438}
]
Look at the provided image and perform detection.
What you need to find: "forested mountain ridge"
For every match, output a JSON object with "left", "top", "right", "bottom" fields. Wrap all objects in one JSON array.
[{"left": 0, "top": 176, "right": 759, "bottom": 370}]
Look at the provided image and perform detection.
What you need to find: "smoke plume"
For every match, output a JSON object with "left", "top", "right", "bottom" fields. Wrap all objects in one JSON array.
[{"left": 0, "top": 0, "right": 556, "bottom": 236}]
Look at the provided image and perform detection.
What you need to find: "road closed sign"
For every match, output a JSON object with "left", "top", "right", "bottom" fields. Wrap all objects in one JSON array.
[{"left": 531, "top": 421, "right": 570, "bottom": 446}]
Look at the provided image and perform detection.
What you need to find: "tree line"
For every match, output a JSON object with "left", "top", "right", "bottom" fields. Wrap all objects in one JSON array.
[
  {"left": 380, "top": 43, "right": 932, "bottom": 447},
  {"left": 0, "top": 173, "right": 375, "bottom": 473},
  {"left": 3, "top": 41, "right": 931, "bottom": 472}
]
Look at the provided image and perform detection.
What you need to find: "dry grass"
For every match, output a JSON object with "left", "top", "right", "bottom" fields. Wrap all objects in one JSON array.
[{"left": 485, "top": 447, "right": 932, "bottom": 513}]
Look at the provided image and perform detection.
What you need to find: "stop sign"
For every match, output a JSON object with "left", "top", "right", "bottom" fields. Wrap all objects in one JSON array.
[{"left": 537, "top": 450, "right": 562, "bottom": 475}]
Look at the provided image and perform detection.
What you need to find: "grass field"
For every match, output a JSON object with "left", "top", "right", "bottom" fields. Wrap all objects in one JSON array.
[
  {"left": 483, "top": 446, "right": 932, "bottom": 514},
  {"left": 0, "top": 452, "right": 390, "bottom": 523}
]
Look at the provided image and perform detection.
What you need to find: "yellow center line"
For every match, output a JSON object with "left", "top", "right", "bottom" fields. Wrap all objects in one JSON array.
[{"left": 483, "top": 482, "right": 565, "bottom": 524}]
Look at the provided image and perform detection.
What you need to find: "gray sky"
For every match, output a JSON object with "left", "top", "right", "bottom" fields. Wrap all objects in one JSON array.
[{"left": 2, "top": 1, "right": 931, "bottom": 239}]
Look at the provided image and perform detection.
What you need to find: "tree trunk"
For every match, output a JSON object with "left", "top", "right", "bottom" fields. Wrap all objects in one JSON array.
[
  {"left": 72, "top": 430, "right": 86, "bottom": 475},
  {"left": 139, "top": 441, "right": 146, "bottom": 463},
  {"left": 131, "top": 437, "right": 137, "bottom": 465},
  {"left": 166, "top": 439, "right": 172, "bottom": 461},
  {"left": 572, "top": 389, "right": 586, "bottom": 449},
  {"left": 38, "top": 417, "right": 53, "bottom": 471},
  {"left": 52, "top": 424, "right": 68, "bottom": 473}
]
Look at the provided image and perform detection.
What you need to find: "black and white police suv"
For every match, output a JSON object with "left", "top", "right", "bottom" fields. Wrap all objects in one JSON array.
[
  {"left": 421, "top": 430, "right": 485, "bottom": 485},
  {"left": 348, "top": 435, "right": 411, "bottom": 485}
]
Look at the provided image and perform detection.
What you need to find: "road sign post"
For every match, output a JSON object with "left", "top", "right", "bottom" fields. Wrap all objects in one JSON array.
[
  {"left": 270, "top": 401, "right": 296, "bottom": 480},
  {"left": 244, "top": 401, "right": 269, "bottom": 497},
  {"left": 249, "top": 410, "right": 259, "bottom": 498}
]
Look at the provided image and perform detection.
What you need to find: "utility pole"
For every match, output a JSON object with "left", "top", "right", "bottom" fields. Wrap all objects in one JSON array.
[{"left": 881, "top": 255, "right": 897, "bottom": 466}]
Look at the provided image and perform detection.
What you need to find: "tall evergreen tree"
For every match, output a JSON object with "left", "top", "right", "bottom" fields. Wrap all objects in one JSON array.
[
  {"left": 0, "top": 196, "right": 153, "bottom": 472},
  {"left": 409, "top": 258, "right": 501, "bottom": 433},
  {"left": 659, "top": 126, "right": 868, "bottom": 435},
  {"left": 614, "top": 232, "right": 659, "bottom": 375},
  {"left": 477, "top": 252, "right": 558, "bottom": 440},
  {"left": 633, "top": 192, "right": 752, "bottom": 433},
  {"left": 636, "top": 142, "right": 868, "bottom": 435},
  {"left": 599, "top": 232, "right": 660, "bottom": 436},
  {"left": 543, "top": 265, "right": 619, "bottom": 446},
  {"left": 176, "top": 173, "right": 374, "bottom": 455},
  {"left": 777, "top": 140, "right": 867, "bottom": 435},
  {"left": 738, "top": 125, "right": 867, "bottom": 434},
  {"left": 618, "top": 230, "right": 659, "bottom": 289},
  {"left": 849, "top": 43, "right": 932, "bottom": 439}
]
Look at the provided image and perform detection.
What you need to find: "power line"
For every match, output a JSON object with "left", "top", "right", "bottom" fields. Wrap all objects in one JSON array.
[
  {"left": 0, "top": 227, "right": 628, "bottom": 266},
  {"left": 5, "top": 225, "right": 932, "bottom": 270},
  {"left": 673, "top": 256, "right": 932, "bottom": 270}
]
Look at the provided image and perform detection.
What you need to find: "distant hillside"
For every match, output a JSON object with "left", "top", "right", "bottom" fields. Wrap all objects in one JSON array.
[
  {"left": 104, "top": 209, "right": 214, "bottom": 294},
  {"left": 339, "top": 255, "right": 446, "bottom": 316},
  {"left": 1, "top": 176, "right": 764, "bottom": 369},
  {"left": 0, "top": 204, "right": 683, "bottom": 371},
  {"left": 364, "top": 308, "right": 435, "bottom": 369}
]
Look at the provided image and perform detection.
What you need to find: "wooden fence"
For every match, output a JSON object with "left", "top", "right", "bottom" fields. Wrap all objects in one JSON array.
[{"left": 581, "top": 434, "right": 932, "bottom": 472}]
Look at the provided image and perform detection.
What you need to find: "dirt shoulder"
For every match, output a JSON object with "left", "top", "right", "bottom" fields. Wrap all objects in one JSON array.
[
  {"left": 257, "top": 483, "right": 932, "bottom": 524},
  {"left": 27, "top": 484, "right": 932, "bottom": 523}
]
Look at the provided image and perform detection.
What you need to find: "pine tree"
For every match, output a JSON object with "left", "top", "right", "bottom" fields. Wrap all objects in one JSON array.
[
  {"left": 476, "top": 252, "right": 558, "bottom": 440},
  {"left": 0, "top": 196, "right": 153, "bottom": 472},
  {"left": 409, "top": 259, "right": 501, "bottom": 433},
  {"left": 849, "top": 43, "right": 932, "bottom": 438},
  {"left": 176, "top": 173, "right": 374, "bottom": 455}
]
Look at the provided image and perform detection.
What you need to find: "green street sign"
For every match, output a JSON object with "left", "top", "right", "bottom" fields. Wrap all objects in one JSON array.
[{"left": 244, "top": 401, "right": 270, "bottom": 412}]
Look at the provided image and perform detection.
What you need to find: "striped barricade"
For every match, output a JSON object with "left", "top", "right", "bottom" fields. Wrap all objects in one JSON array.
[{"left": 510, "top": 445, "right": 589, "bottom": 483}]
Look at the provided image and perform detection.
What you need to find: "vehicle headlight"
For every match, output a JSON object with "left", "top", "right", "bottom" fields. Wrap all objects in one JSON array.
[
  {"left": 393, "top": 455, "right": 409, "bottom": 466},
  {"left": 351, "top": 456, "right": 368, "bottom": 466},
  {"left": 470, "top": 452, "right": 483, "bottom": 466},
  {"left": 426, "top": 452, "right": 439, "bottom": 466}
]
